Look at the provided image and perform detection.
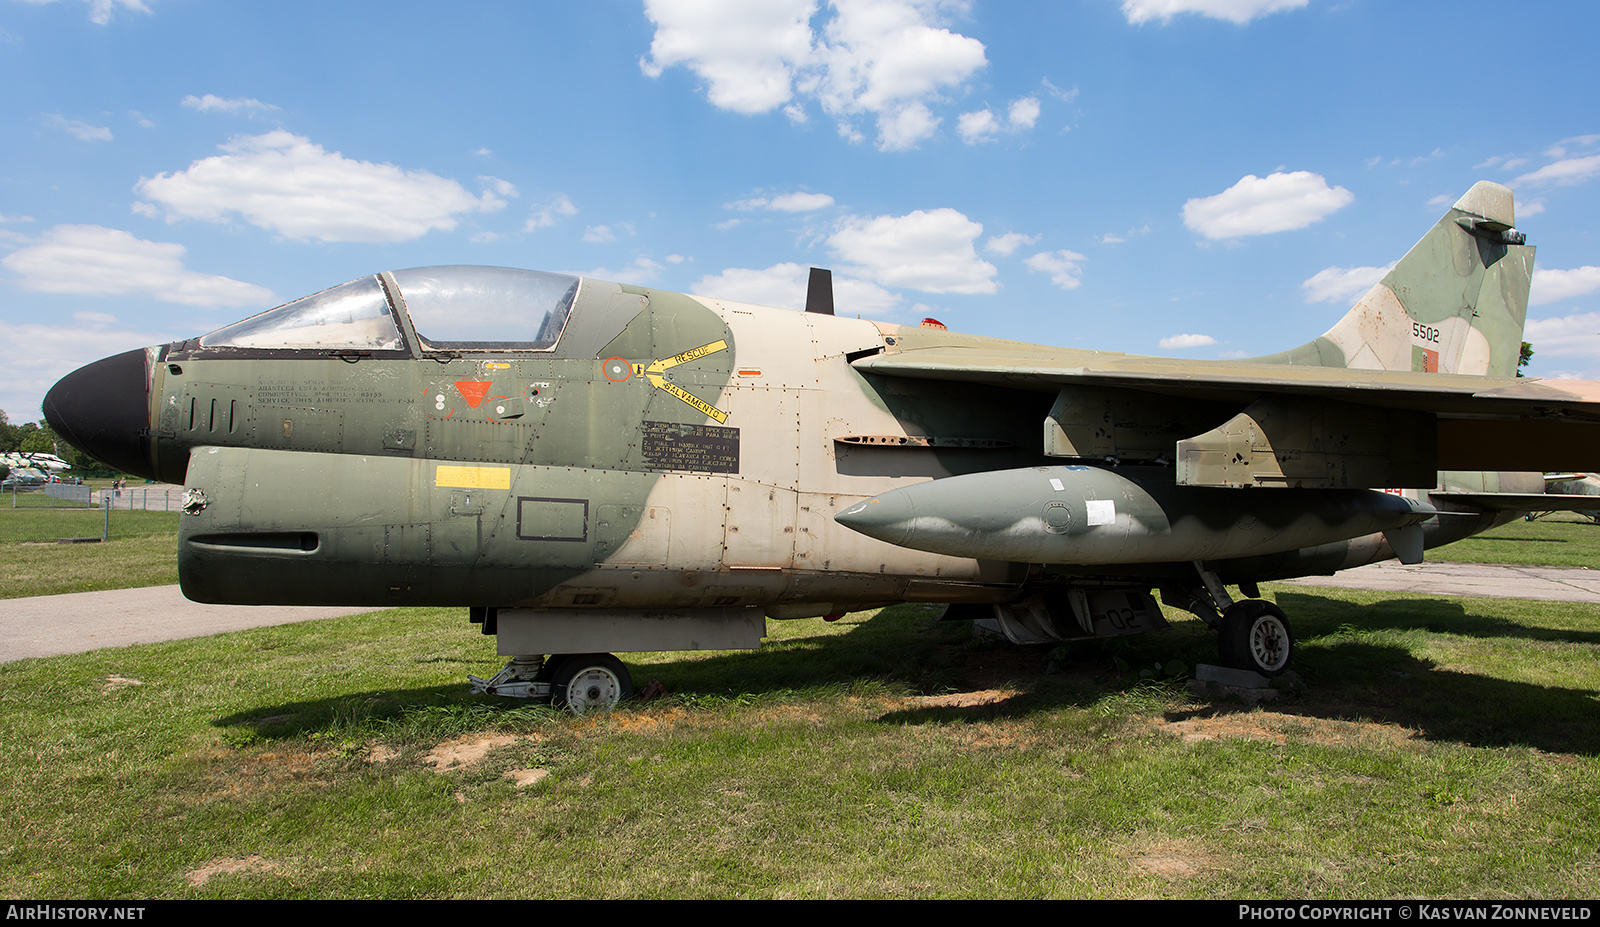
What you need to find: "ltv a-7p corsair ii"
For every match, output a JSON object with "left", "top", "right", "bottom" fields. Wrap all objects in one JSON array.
[{"left": 43, "top": 182, "right": 1600, "bottom": 710}]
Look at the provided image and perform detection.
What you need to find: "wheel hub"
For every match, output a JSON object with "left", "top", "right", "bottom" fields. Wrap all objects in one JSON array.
[
  {"left": 566, "top": 667, "right": 623, "bottom": 712},
  {"left": 1249, "top": 616, "right": 1289, "bottom": 673}
]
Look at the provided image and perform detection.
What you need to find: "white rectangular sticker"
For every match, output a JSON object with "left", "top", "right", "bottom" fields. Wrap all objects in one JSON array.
[
  {"left": 1085, "top": 499, "right": 1115, "bottom": 526},
  {"left": 1049, "top": 478, "right": 1064, "bottom": 491}
]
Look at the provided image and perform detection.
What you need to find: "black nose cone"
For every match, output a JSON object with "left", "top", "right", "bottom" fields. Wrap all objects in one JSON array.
[{"left": 43, "top": 348, "right": 155, "bottom": 480}]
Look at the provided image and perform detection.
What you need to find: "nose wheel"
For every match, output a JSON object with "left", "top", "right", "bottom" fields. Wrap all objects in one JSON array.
[
  {"left": 469, "top": 652, "right": 635, "bottom": 713},
  {"left": 548, "top": 653, "right": 633, "bottom": 713},
  {"left": 1218, "top": 600, "right": 1294, "bottom": 677}
]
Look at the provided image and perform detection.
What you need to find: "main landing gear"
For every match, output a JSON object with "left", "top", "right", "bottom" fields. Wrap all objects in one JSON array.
[
  {"left": 1218, "top": 599, "right": 1294, "bottom": 677},
  {"left": 1171, "top": 562, "right": 1296, "bottom": 678},
  {"left": 469, "top": 653, "right": 635, "bottom": 713}
]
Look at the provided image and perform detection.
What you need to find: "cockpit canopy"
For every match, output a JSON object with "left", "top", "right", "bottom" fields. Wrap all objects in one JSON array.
[{"left": 198, "top": 266, "right": 580, "bottom": 353}]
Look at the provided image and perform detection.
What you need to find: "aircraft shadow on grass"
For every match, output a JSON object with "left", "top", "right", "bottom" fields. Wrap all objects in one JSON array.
[{"left": 216, "top": 596, "right": 1600, "bottom": 756}]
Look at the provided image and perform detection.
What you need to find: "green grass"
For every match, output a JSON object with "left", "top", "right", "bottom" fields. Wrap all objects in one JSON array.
[
  {"left": 0, "top": 534, "right": 179, "bottom": 598},
  {"left": 1428, "top": 513, "right": 1600, "bottom": 567},
  {"left": 3, "top": 491, "right": 1600, "bottom": 896},
  {"left": 0, "top": 507, "right": 178, "bottom": 542},
  {"left": 2, "top": 591, "right": 1598, "bottom": 898},
  {"left": 0, "top": 484, "right": 180, "bottom": 546},
  {"left": 0, "top": 488, "right": 181, "bottom": 597}
]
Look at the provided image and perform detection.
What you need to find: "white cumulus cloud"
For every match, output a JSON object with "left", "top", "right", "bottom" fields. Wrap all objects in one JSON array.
[
  {"left": 827, "top": 207, "right": 997, "bottom": 294},
  {"left": 770, "top": 191, "right": 836, "bottom": 211},
  {"left": 641, "top": 0, "right": 988, "bottom": 152},
  {"left": 1301, "top": 262, "right": 1397, "bottom": 304},
  {"left": 525, "top": 194, "right": 578, "bottom": 231},
  {"left": 1545, "top": 136, "right": 1600, "bottom": 159},
  {"left": 133, "top": 130, "right": 508, "bottom": 243},
  {"left": 691, "top": 262, "right": 902, "bottom": 317},
  {"left": 1514, "top": 155, "right": 1600, "bottom": 188},
  {"left": 725, "top": 191, "right": 834, "bottom": 212},
  {"left": 984, "top": 231, "right": 1039, "bottom": 256},
  {"left": 1524, "top": 312, "right": 1600, "bottom": 361},
  {"left": 815, "top": 1, "right": 987, "bottom": 150},
  {"left": 1, "top": 224, "right": 275, "bottom": 307},
  {"left": 957, "top": 109, "right": 1000, "bottom": 145},
  {"left": 1008, "top": 96, "right": 1040, "bottom": 130},
  {"left": 1531, "top": 266, "right": 1600, "bottom": 306},
  {"left": 1159, "top": 333, "right": 1219, "bottom": 349},
  {"left": 1121, "top": 0, "right": 1308, "bottom": 25},
  {"left": 874, "top": 101, "right": 942, "bottom": 152},
  {"left": 181, "top": 94, "right": 280, "bottom": 117},
  {"left": 958, "top": 96, "right": 1041, "bottom": 145},
  {"left": 639, "top": 0, "right": 818, "bottom": 115},
  {"left": 22, "top": 0, "right": 150, "bottom": 25},
  {"left": 1183, "top": 171, "right": 1354, "bottom": 239},
  {"left": 0, "top": 314, "right": 174, "bottom": 423},
  {"left": 578, "top": 256, "right": 666, "bottom": 284},
  {"left": 43, "top": 114, "right": 112, "bottom": 141},
  {"left": 1023, "top": 250, "right": 1087, "bottom": 290}
]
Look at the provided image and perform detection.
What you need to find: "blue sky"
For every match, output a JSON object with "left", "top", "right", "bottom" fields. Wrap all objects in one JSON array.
[{"left": 3, "top": 0, "right": 1598, "bottom": 423}]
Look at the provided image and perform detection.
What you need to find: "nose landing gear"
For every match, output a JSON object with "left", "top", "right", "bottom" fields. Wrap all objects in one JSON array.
[
  {"left": 549, "top": 654, "right": 633, "bottom": 713},
  {"left": 469, "top": 652, "right": 635, "bottom": 714}
]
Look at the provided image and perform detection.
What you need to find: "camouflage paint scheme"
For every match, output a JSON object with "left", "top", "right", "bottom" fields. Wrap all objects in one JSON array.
[
  {"left": 161, "top": 275, "right": 1032, "bottom": 614},
  {"left": 41, "top": 182, "right": 1600, "bottom": 677}
]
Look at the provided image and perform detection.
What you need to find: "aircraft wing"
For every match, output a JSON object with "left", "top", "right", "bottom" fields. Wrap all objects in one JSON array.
[
  {"left": 1430, "top": 492, "right": 1600, "bottom": 512},
  {"left": 852, "top": 343, "right": 1600, "bottom": 416},
  {"left": 851, "top": 342, "right": 1600, "bottom": 479}
]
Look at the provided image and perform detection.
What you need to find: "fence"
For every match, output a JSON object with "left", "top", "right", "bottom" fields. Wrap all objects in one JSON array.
[
  {"left": 0, "top": 483, "right": 182, "bottom": 543},
  {"left": 93, "top": 486, "right": 185, "bottom": 512}
]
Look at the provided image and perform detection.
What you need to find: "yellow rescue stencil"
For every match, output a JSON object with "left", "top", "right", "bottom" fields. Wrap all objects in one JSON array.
[
  {"left": 631, "top": 339, "right": 731, "bottom": 423},
  {"left": 435, "top": 465, "right": 511, "bottom": 489}
]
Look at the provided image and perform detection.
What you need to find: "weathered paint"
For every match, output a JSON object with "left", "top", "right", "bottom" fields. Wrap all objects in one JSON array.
[{"left": 39, "top": 182, "right": 1600, "bottom": 670}]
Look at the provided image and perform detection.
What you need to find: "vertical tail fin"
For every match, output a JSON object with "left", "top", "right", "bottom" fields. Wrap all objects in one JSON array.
[{"left": 1257, "top": 181, "right": 1535, "bottom": 377}]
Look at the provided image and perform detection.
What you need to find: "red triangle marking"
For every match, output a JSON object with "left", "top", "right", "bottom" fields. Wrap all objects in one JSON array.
[{"left": 455, "top": 380, "right": 493, "bottom": 408}]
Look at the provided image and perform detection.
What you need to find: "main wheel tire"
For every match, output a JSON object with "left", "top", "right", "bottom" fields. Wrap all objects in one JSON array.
[
  {"left": 549, "top": 653, "right": 633, "bottom": 714},
  {"left": 1219, "top": 600, "right": 1294, "bottom": 677}
]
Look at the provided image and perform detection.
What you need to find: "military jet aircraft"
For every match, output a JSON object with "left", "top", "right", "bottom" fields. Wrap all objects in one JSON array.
[
  {"left": 1534, "top": 473, "right": 1600, "bottom": 523},
  {"left": 42, "top": 181, "right": 1600, "bottom": 710},
  {"left": 2, "top": 451, "right": 71, "bottom": 472}
]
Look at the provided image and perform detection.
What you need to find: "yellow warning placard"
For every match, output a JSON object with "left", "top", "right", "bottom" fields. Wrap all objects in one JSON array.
[
  {"left": 661, "top": 382, "right": 729, "bottom": 423},
  {"left": 435, "top": 465, "right": 511, "bottom": 489},
  {"left": 631, "top": 339, "right": 732, "bottom": 423}
]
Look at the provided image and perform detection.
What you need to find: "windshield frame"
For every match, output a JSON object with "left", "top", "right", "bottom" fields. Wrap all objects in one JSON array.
[
  {"left": 387, "top": 265, "right": 581, "bottom": 355},
  {"left": 176, "top": 274, "right": 415, "bottom": 361},
  {"left": 166, "top": 265, "right": 586, "bottom": 362}
]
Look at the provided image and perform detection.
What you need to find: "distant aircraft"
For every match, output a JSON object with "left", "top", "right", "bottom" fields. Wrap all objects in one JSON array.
[
  {"left": 42, "top": 181, "right": 1600, "bottom": 710},
  {"left": 1534, "top": 473, "right": 1600, "bottom": 523},
  {"left": 2, "top": 451, "right": 70, "bottom": 472}
]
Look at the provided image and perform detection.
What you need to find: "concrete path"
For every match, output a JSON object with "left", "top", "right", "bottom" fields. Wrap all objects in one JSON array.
[
  {"left": 1280, "top": 560, "right": 1600, "bottom": 603},
  {"left": 0, "top": 585, "right": 375, "bottom": 662},
  {"left": 3, "top": 560, "right": 1598, "bottom": 664}
]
